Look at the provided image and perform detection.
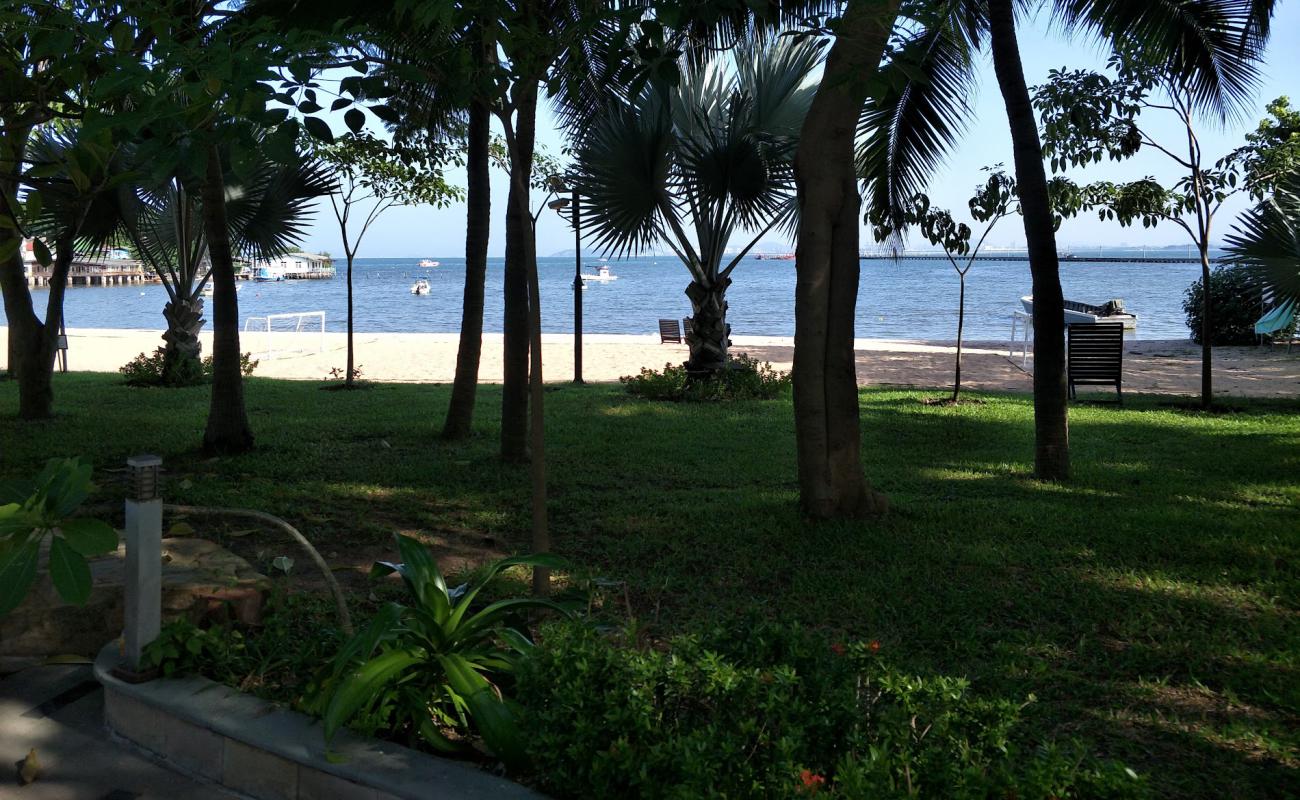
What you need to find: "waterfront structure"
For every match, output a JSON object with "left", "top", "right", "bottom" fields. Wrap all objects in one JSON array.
[{"left": 249, "top": 251, "right": 335, "bottom": 281}]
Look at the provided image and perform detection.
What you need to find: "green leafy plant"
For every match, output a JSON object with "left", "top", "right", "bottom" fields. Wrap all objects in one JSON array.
[
  {"left": 621, "top": 353, "right": 791, "bottom": 401},
  {"left": 121, "top": 347, "right": 258, "bottom": 387},
  {"left": 1183, "top": 268, "right": 1266, "bottom": 346},
  {"left": 0, "top": 458, "right": 118, "bottom": 614},
  {"left": 311, "top": 534, "right": 569, "bottom": 769},
  {"left": 519, "top": 621, "right": 1148, "bottom": 799}
]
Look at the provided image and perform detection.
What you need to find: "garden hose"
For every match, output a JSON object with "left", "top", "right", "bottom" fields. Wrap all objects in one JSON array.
[{"left": 161, "top": 504, "right": 354, "bottom": 636}]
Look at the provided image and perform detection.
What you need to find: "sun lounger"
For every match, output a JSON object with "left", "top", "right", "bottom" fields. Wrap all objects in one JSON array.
[
  {"left": 659, "top": 318, "right": 682, "bottom": 344},
  {"left": 1067, "top": 322, "right": 1124, "bottom": 403}
]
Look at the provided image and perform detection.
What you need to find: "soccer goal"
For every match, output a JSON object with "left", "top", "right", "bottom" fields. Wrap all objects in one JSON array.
[{"left": 242, "top": 311, "right": 326, "bottom": 359}]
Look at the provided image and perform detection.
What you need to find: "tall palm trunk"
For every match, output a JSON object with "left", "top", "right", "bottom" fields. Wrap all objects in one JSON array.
[
  {"left": 500, "top": 83, "right": 537, "bottom": 461},
  {"left": 443, "top": 96, "right": 492, "bottom": 439},
  {"left": 792, "top": 0, "right": 896, "bottom": 518},
  {"left": 684, "top": 276, "right": 730, "bottom": 374},
  {"left": 988, "top": 0, "right": 1069, "bottom": 480},
  {"left": 161, "top": 292, "right": 205, "bottom": 379},
  {"left": 201, "top": 144, "right": 254, "bottom": 454}
]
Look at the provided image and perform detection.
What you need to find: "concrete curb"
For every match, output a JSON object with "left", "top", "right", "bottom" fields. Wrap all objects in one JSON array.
[{"left": 94, "top": 643, "right": 543, "bottom": 800}]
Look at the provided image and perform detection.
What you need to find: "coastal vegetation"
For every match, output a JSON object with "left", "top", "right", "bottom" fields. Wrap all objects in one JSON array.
[{"left": 1, "top": 1, "right": 1297, "bottom": 798}]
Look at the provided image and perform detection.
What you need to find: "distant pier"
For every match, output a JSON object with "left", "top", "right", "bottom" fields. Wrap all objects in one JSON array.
[{"left": 859, "top": 253, "right": 1211, "bottom": 264}]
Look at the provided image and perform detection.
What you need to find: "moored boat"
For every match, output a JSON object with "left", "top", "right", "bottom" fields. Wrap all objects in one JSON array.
[
  {"left": 411, "top": 279, "right": 431, "bottom": 295},
  {"left": 580, "top": 264, "right": 618, "bottom": 283},
  {"left": 418, "top": 259, "right": 439, "bottom": 267},
  {"left": 1020, "top": 295, "right": 1137, "bottom": 329}
]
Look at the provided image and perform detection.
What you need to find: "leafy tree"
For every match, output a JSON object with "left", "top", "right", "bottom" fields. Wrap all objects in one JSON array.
[
  {"left": 574, "top": 35, "right": 821, "bottom": 375},
  {"left": 872, "top": 169, "right": 1019, "bottom": 403},
  {"left": 1035, "top": 57, "right": 1300, "bottom": 408},
  {"left": 313, "top": 132, "right": 461, "bottom": 388}
]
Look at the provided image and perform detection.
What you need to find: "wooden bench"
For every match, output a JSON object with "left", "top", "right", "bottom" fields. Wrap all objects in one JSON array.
[
  {"left": 1067, "top": 322, "right": 1124, "bottom": 403},
  {"left": 658, "top": 318, "right": 682, "bottom": 344}
]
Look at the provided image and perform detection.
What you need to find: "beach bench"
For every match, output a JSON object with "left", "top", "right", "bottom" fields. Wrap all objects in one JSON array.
[
  {"left": 1067, "top": 322, "right": 1124, "bottom": 403},
  {"left": 659, "top": 318, "right": 682, "bottom": 344}
]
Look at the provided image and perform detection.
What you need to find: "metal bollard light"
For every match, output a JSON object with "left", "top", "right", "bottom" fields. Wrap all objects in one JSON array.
[{"left": 119, "top": 454, "right": 163, "bottom": 679}]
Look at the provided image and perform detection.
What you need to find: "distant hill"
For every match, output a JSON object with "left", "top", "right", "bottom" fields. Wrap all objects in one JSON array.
[{"left": 547, "top": 248, "right": 605, "bottom": 258}]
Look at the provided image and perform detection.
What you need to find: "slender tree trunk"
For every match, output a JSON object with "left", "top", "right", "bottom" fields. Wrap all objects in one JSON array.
[
  {"left": 793, "top": 0, "right": 896, "bottom": 518},
  {"left": 500, "top": 83, "right": 537, "bottom": 462},
  {"left": 684, "top": 276, "right": 731, "bottom": 374},
  {"left": 201, "top": 144, "right": 254, "bottom": 454},
  {"left": 346, "top": 251, "right": 355, "bottom": 387},
  {"left": 524, "top": 194, "right": 549, "bottom": 596},
  {"left": 0, "top": 126, "right": 50, "bottom": 414},
  {"left": 443, "top": 96, "right": 492, "bottom": 440},
  {"left": 1199, "top": 245, "right": 1212, "bottom": 408},
  {"left": 953, "top": 269, "right": 966, "bottom": 402},
  {"left": 988, "top": 0, "right": 1070, "bottom": 480}
]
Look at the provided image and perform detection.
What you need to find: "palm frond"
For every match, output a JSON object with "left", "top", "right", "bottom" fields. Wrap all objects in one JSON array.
[
  {"left": 223, "top": 145, "right": 335, "bottom": 262},
  {"left": 1055, "top": 0, "right": 1276, "bottom": 118},
  {"left": 1224, "top": 174, "right": 1300, "bottom": 307},
  {"left": 857, "top": 17, "right": 977, "bottom": 236}
]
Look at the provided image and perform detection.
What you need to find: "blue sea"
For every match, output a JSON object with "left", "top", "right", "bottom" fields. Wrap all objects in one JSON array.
[{"left": 7, "top": 253, "right": 1207, "bottom": 341}]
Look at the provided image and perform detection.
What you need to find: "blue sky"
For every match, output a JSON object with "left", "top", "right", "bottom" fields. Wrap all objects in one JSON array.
[{"left": 298, "top": 5, "right": 1300, "bottom": 258}]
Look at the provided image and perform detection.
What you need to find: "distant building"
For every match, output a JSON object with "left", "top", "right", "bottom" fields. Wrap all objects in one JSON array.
[{"left": 249, "top": 251, "right": 335, "bottom": 281}]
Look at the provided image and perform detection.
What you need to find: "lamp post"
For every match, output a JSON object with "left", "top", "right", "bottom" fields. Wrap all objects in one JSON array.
[{"left": 547, "top": 177, "right": 583, "bottom": 384}]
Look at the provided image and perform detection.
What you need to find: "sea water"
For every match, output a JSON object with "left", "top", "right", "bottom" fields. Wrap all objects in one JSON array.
[{"left": 6, "top": 255, "right": 1208, "bottom": 341}]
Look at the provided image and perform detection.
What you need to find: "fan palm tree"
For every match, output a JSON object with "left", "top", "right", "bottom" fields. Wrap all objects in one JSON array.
[
  {"left": 1225, "top": 173, "right": 1300, "bottom": 316},
  {"left": 105, "top": 140, "right": 333, "bottom": 383},
  {"left": 574, "top": 35, "right": 822, "bottom": 374}
]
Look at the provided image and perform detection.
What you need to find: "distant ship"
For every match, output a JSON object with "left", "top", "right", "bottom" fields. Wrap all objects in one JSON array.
[{"left": 418, "top": 259, "right": 440, "bottom": 268}]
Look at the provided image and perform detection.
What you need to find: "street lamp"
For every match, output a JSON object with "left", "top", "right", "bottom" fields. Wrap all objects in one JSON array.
[{"left": 547, "top": 176, "right": 583, "bottom": 384}]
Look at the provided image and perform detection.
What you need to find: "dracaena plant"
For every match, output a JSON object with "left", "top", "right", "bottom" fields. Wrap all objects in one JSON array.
[
  {"left": 0, "top": 458, "right": 118, "bottom": 615},
  {"left": 312, "top": 534, "right": 569, "bottom": 770}
]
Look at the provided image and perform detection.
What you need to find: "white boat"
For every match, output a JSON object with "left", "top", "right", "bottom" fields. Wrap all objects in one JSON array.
[
  {"left": 418, "top": 259, "right": 440, "bottom": 268},
  {"left": 580, "top": 264, "right": 618, "bottom": 283},
  {"left": 1020, "top": 295, "right": 1137, "bottom": 329},
  {"left": 411, "top": 279, "right": 431, "bottom": 295}
]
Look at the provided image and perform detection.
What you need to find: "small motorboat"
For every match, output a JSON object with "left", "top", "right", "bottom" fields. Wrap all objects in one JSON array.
[
  {"left": 411, "top": 279, "right": 431, "bottom": 295},
  {"left": 418, "top": 259, "right": 440, "bottom": 268},
  {"left": 1020, "top": 295, "right": 1137, "bottom": 329},
  {"left": 580, "top": 264, "right": 618, "bottom": 283}
]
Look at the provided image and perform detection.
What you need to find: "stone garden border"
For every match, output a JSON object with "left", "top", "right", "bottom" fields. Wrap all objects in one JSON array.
[{"left": 94, "top": 643, "right": 542, "bottom": 800}]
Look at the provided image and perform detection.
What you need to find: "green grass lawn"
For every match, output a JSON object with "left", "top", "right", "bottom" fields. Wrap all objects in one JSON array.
[{"left": 2, "top": 373, "right": 1298, "bottom": 797}]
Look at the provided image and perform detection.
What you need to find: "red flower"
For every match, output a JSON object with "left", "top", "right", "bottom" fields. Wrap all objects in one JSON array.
[
  {"left": 830, "top": 642, "right": 846, "bottom": 656},
  {"left": 868, "top": 639, "right": 881, "bottom": 653},
  {"left": 799, "top": 769, "right": 826, "bottom": 795}
]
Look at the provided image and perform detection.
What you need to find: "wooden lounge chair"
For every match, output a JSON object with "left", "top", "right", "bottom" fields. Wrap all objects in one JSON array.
[
  {"left": 1067, "top": 322, "right": 1124, "bottom": 403},
  {"left": 658, "top": 318, "right": 682, "bottom": 344},
  {"left": 683, "top": 317, "right": 694, "bottom": 339}
]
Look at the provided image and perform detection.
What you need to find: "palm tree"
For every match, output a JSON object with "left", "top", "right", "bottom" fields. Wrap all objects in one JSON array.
[
  {"left": 108, "top": 140, "right": 332, "bottom": 384},
  {"left": 1225, "top": 173, "right": 1300, "bottom": 313},
  {"left": 574, "top": 35, "right": 822, "bottom": 374}
]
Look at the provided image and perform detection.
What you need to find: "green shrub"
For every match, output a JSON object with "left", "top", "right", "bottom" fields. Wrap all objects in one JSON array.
[
  {"left": 621, "top": 353, "right": 791, "bottom": 401},
  {"left": 308, "top": 534, "right": 570, "bottom": 768},
  {"left": 518, "top": 622, "right": 1147, "bottom": 799},
  {"left": 120, "top": 346, "right": 258, "bottom": 387},
  {"left": 0, "top": 458, "right": 118, "bottom": 615},
  {"left": 1182, "top": 267, "right": 1266, "bottom": 345}
]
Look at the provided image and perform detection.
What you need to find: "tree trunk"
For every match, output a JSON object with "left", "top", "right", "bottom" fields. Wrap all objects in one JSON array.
[
  {"left": 953, "top": 270, "right": 966, "bottom": 402},
  {"left": 443, "top": 96, "right": 492, "bottom": 440},
  {"left": 200, "top": 144, "right": 254, "bottom": 454},
  {"left": 161, "top": 294, "right": 205, "bottom": 382},
  {"left": 500, "top": 83, "right": 537, "bottom": 462},
  {"left": 792, "top": 0, "right": 896, "bottom": 518},
  {"left": 346, "top": 252, "right": 355, "bottom": 387},
  {"left": 684, "top": 276, "right": 731, "bottom": 374},
  {"left": 1198, "top": 246, "right": 1212, "bottom": 408},
  {"left": 988, "top": 0, "right": 1070, "bottom": 480}
]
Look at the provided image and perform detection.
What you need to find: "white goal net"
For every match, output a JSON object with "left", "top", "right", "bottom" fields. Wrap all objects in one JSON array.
[{"left": 242, "top": 311, "right": 326, "bottom": 359}]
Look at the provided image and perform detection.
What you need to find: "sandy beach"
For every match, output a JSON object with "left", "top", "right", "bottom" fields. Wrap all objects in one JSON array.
[{"left": 3, "top": 326, "right": 1298, "bottom": 397}]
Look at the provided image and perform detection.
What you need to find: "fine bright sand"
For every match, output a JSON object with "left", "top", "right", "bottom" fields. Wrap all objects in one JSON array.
[{"left": 4, "top": 327, "right": 1298, "bottom": 398}]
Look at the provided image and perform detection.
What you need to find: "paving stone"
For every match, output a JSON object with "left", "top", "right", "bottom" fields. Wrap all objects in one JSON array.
[{"left": 298, "top": 767, "right": 386, "bottom": 800}]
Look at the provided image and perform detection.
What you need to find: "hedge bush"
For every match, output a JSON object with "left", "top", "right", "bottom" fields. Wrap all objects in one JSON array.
[
  {"left": 1182, "top": 267, "right": 1265, "bottom": 346},
  {"left": 621, "top": 353, "right": 791, "bottom": 401},
  {"left": 121, "top": 346, "right": 258, "bottom": 387},
  {"left": 517, "top": 622, "right": 1147, "bottom": 799}
]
